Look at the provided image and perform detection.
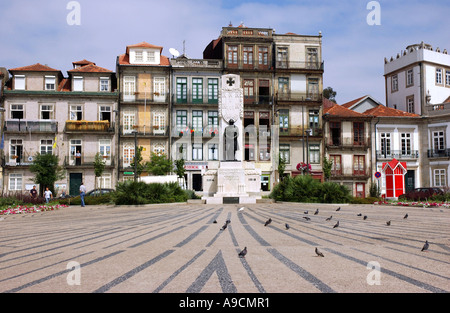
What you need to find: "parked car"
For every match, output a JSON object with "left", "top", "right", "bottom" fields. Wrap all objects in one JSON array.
[
  {"left": 86, "top": 189, "right": 115, "bottom": 197},
  {"left": 399, "top": 188, "right": 443, "bottom": 201}
]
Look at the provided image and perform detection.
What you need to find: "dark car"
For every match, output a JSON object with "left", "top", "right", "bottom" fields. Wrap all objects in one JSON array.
[
  {"left": 86, "top": 188, "right": 115, "bottom": 196},
  {"left": 399, "top": 188, "right": 443, "bottom": 201}
]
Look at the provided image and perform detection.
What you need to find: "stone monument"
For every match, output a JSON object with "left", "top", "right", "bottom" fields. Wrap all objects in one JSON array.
[{"left": 202, "top": 74, "right": 261, "bottom": 204}]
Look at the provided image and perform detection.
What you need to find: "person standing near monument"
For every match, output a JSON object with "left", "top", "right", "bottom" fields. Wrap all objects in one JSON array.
[{"left": 224, "top": 119, "right": 239, "bottom": 161}]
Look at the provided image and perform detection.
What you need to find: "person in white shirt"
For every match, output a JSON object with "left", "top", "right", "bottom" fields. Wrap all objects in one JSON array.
[
  {"left": 44, "top": 187, "right": 53, "bottom": 204},
  {"left": 79, "top": 182, "right": 86, "bottom": 207}
]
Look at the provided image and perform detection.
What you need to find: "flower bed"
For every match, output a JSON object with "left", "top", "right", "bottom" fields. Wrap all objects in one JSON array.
[
  {"left": 374, "top": 200, "right": 449, "bottom": 208},
  {"left": 0, "top": 204, "right": 69, "bottom": 215}
]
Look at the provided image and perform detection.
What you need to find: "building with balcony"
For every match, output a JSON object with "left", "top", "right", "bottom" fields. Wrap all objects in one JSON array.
[
  {"left": 116, "top": 42, "right": 171, "bottom": 182},
  {"left": 1, "top": 61, "right": 118, "bottom": 196}
]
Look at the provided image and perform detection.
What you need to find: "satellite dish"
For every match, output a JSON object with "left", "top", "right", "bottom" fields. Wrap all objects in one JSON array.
[{"left": 169, "top": 48, "right": 180, "bottom": 58}]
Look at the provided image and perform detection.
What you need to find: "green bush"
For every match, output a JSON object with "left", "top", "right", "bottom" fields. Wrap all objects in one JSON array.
[
  {"left": 269, "top": 175, "right": 351, "bottom": 204},
  {"left": 59, "top": 194, "right": 113, "bottom": 206},
  {"left": 349, "top": 196, "right": 380, "bottom": 204},
  {"left": 111, "top": 181, "right": 188, "bottom": 205}
]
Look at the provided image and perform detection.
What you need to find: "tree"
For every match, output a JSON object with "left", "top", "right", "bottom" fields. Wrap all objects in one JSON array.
[
  {"left": 322, "top": 156, "right": 333, "bottom": 181},
  {"left": 146, "top": 153, "right": 173, "bottom": 176},
  {"left": 323, "top": 87, "right": 337, "bottom": 103},
  {"left": 94, "top": 152, "right": 106, "bottom": 193},
  {"left": 29, "top": 153, "right": 65, "bottom": 196},
  {"left": 130, "top": 146, "right": 145, "bottom": 178},
  {"left": 278, "top": 154, "right": 287, "bottom": 182}
]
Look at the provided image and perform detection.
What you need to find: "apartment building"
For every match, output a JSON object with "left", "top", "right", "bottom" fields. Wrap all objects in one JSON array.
[{"left": 1, "top": 61, "right": 117, "bottom": 196}]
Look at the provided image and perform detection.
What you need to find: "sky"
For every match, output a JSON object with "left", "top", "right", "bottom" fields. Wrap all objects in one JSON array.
[{"left": 1, "top": 0, "right": 449, "bottom": 104}]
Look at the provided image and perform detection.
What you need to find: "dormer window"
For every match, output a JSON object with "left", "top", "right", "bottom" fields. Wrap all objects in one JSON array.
[
  {"left": 73, "top": 76, "right": 83, "bottom": 91},
  {"left": 147, "top": 51, "right": 155, "bottom": 63},
  {"left": 135, "top": 51, "right": 143, "bottom": 62},
  {"left": 130, "top": 48, "right": 160, "bottom": 65},
  {"left": 15, "top": 75, "right": 25, "bottom": 90},
  {"left": 100, "top": 77, "right": 110, "bottom": 92},
  {"left": 45, "top": 76, "right": 56, "bottom": 91}
]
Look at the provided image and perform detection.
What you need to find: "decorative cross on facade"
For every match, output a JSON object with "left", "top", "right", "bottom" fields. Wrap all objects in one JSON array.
[{"left": 226, "top": 77, "right": 235, "bottom": 87}]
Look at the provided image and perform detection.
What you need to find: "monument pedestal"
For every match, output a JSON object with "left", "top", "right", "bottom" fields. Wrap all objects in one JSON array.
[{"left": 202, "top": 161, "right": 261, "bottom": 204}]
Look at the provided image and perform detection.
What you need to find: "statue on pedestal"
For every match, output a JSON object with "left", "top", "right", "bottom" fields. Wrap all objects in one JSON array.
[{"left": 224, "top": 119, "right": 239, "bottom": 161}]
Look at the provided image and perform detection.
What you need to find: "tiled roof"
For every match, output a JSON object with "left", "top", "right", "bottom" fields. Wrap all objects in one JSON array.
[
  {"left": 126, "top": 42, "right": 163, "bottom": 54},
  {"left": 341, "top": 95, "right": 367, "bottom": 109},
  {"left": 68, "top": 63, "right": 113, "bottom": 73},
  {"left": 72, "top": 59, "right": 96, "bottom": 66},
  {"left": 444, "top": 96, "right": 450, "bottom": 103},
  {"left": 9, "top": 63, "right": 60, "bottom": 72},
  {"left": 363, "top": 105, "right": 420, "bottom": 117},
  {"left": 323, "top": 98, "right": 368, "bottom": 118},
  {"left": 58, "top": 78, "right": 71, "bottom": 92}
]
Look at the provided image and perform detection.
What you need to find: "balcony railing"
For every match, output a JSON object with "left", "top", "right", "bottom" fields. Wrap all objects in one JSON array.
[
  {"left": 65, "top": 120, "right": 114, "bottom": 133},
  {"left": 64, "top": 155, "right": 114, "bottom": 167},
  {"left": 170, "top": 59, "right": 222, "bottom": 68},
  {"left": 4, "top": 153, "right": 34, "bottom": 166},
  {"left": 330, "top": 169, "right": 369, "bottom": 179},
  {"left": 3, "top": 120, "right": 58, "bottom": 133},
  {"left": 376, "top": 150, "right": 420, "bottom": 159},
  {"left": 121, "top": 125, "right": 169, "bottom": 137},
  {"left": 326, "top": 138, "right": 370, "bottom": 149},
  {"left": 427, "top": 149, "right": 450, "bottom": 158},
  {"left": 122, "top": 92, "right": 169, "bottom": 103},
  {"left": 425, "top": 103, "right": 450, "bottom": 116},
  {"left": 279, "top": 127, "right": 322, "bottom": 137},
  {"left": 276, "top": 92, "right": 322, "bottom": 102},
  {"left": 172, "top": 92, "right": 218, "bottom": 105},
  {"left": 276, "top": 61, "right": 324, "bottom": 71},
  {"left": 243, "top": 95, "right": 273, "bottom": 105}
]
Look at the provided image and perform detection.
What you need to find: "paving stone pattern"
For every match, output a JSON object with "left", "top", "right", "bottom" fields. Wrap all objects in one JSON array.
[{"left": 0, "top": 203, "right": 449, "bottom": 293}]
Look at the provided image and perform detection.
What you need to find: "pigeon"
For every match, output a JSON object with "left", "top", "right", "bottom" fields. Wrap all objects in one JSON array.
[
  {"left": 333, "top": 221, "right": 339, "bottom": 228},
  {"left": 213, "top": 219, "right": 217, "bottom": 224},
  {"left": 421, "top": 240, "right": 429, "bottom": 252},
  {"left": 403, "top": 213, "right": 408, "bottom": 219},
  {"left": 264, "top": 218, "right": 272, "bottom": 226},
  {"left": 314, "top": 209, "right": 319, "bottom": 215},
  {"left": 221, "top": 223, "right": 228, "bottom": 230},
  {"left": 336, "top": 207, "right": 341, "bottom": 211},
  {"left": 315, "top": 247, "right": 324, "bottom": 257},
  {"left": 363, "top": 215, "right": 367, "bottom": 220},
  {"left": 226, "top": 219, "right": 231, "bottom": 224},
  {"left": 304, "top": 211, "right": 309, "bottom": 214},
  {"left": 357, "top": 213, "right": 362, "bottom": 216},
  {"left": 238, "top": 247, "right": 247, "bottom": 258},
  {"left": 386, "top": 221, "right": 391, "bottom": 226},
  {"left": 238, "top": 207, "right": 244, "bottom": 212},
  {"left": 285, "top": 223, "right": 290, "bottom": 230},
  {"left": 325, "top": 215, "right": 332, "bottom": 221},
  {"left": 303, "top": 216, "right": 311, "bottom": 221}
]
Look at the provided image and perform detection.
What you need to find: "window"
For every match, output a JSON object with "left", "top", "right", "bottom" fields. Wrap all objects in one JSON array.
[
  {"left": 99, "top": 139, "right": 111, "bottom": 165},
  {"left": 70, "top": 105, "right": 82, "bottom": 121},
  {"left": 40, "top": 105, "right": 54, "bottom": 120},
  {"left": 123, "top": 76, "right": 136, "bottom": 101},
  {"left": 176, "top": 110, "right": 187, "bottom": 132},
  {"left": 278, "top": 77, "right": 289, "bottom": 98},
  {"left": 176, "top": 77, "right": 187, "bottom": 103},
  {"left": 192, "top": 110, "right": 203, "bottom": 133},
  {"left": 192, "top": 143, "right": 203, "bottom": 161},
  {"left": 309, "top": 110, "right": 319, "bottom": 130},
  {"left": 243, "top": 46, "right": 253, "bottom": 68},
  {"left": 208, "top": 78, "right": 218, "bottom": 104},
  {"left": 306, "top": 48, "right": 319, "bottom": 69},
  {"left": 277, "top": 47, "right": 288, "bottom": 68},
  {"left": 9, "top": 174, "right": 22, "bottom": 191},
  {"left": 279, "top": 144, "right": 290, "bottom": 164},
  {"left": 73, "top": 76, "right": 83, "bottom": 91},
  {"left": 10, "top": 139, "right": 23, "bottom": 162},
  {"left": 135, "top": 51, "right": 143, "bottom": 63},
  {"left": 146, "top": 51, "right": 155, "bottom": 63},
  {"left": 45, "top": 76, "right": 56, "bottom": 90},
  {"left": 258, "top": 46, "right": 268, "bottom": 68},
  {"left": 406, "top": 69, "right": 414, "bottom": 87},
  {"left": 40, "top": 139, "right": 53, "bottom": 155},
  {"left": 391, "top": 75, "right": 398, "bottom": 92},
  {"left": 307, "top": 78, "right": 319, "bottom": 100},
  {"left": 153, "top": 112, "right": 165, "bottom": 133},
  {"left": 100, "top": 78, "right": 110, "bottom": 92},
  {"left": 70, "top": 139, "right": 82, "bottom": 166},
  {"left": 330, "top": 155, "right": 342, "bottom": 176},
  {"left": 243, "top": 79, "right": 254, "bottom": 103},
  {"left": 436, "top": 68, "right": 443, "bottom": 84},
  {"left": 434, "top": 169, "right": 446, "bottom": 187},
  {"left": 15, "top": 75, "right": 25, "bottom": 90},
  {"left": 353, "top": 122, "right": 364, "bottom": 145},
  {"left": 446, "top": 70, "right": 450, "bottom": 86},
  {"left": 192, "top": 78, "right": 203, "bottom": 103},
  {"left": 11, "top": 104, "right": 24, "bottom": 119},
  {"left": 330, "top": 122, "right": 341, "bottom": 145},
  {"left": 433, "top": 131, "right": 445, "bottom": 151},
  {"left": 153, "top": 77, "right": 166, "bottom": 102},
  {"left": 122, "top": 142, "right": 135, "bottom": 168},
  {"left": 381, "top": 133, "right": 391, "bottom": 157},
  {"left": 123, "top": 112, "right": 136, "bottom": 134},
  {"left": 401, "top": 133, "right": 412, "bottom": 155},
  {"left": 227, "top": 45, "right": 238, "bottom": 67},
  {"left": 259, "top": 144, "right": 270, "bottom": 161},
  {"left": 279, "top": 109, "right": 289, "bottom": 135},
  {"left": 208, "top": 111, "right": 218, "bottom": 132},
  {"left": 208, "top": 144, "right": 218, "bottom": 161},
  {"left": 407, "top": 96, "right": 415, "bottom": 113},
  {"left": 153, "top": 144, "right": 165, "bottom": 156},
  {"left": 353, "top": 155, "right": 365, "bottom": 176},
  {"left": 309, "top": 144, "right": 320, "bottom": 164},
  {"left": 99, "top": 106, "right": 111, "bottom": 122},
  {"left": 97, "top": 173, "right": 112, "bottom": 189},
  {"left": 176, "top": 143, "right": 187, "bottom": 160}
]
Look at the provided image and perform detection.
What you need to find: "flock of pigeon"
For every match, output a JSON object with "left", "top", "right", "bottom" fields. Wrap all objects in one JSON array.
[{"left": 214, "top": 206, "right": 430, "bottom": 259}]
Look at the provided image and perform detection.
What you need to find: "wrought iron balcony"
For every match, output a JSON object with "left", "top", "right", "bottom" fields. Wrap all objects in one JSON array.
[
  {"left": 64, "top": 155, "right": 114, "bottom": 167},
  {"left": 427, "top": 149, "right": 450, "bottom": 158},
  {"left": 276, "top": 92, "right": 322, "bottom": 102},
  {"left": 3, "top": 120, "right": 58, "bottom": 133},
  {"left": 65, "top": 120, "right": 114, "bottom": 133},
  {"left": 376, "top": 150, "right": 420, "bottom": 159}
]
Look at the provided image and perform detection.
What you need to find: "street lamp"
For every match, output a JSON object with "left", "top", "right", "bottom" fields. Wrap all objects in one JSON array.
[
  {"left": 132, "top": 130, "right": 138, "bottom": 182},
  {"left": 305, "top": 128, "right": 312, "bottom": 174}
]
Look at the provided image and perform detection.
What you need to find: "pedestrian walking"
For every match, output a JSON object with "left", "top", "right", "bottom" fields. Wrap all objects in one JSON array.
[
  {"left": 30, "top": 185, "right": 38, "bottom": 199},
  {"left": 44, "top": 187, "right": 53, "bottom": 203},
  {"left": 80, "top": 182, "right": 86, "bottom": 207}
]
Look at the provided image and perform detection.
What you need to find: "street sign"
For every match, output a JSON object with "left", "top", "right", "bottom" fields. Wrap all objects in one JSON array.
[
  {"left": 374, "top": 171, "right": 381, "bottom": 178},
  {"left": 124, "top": 172, "right": 134, "bottom": 175}
]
